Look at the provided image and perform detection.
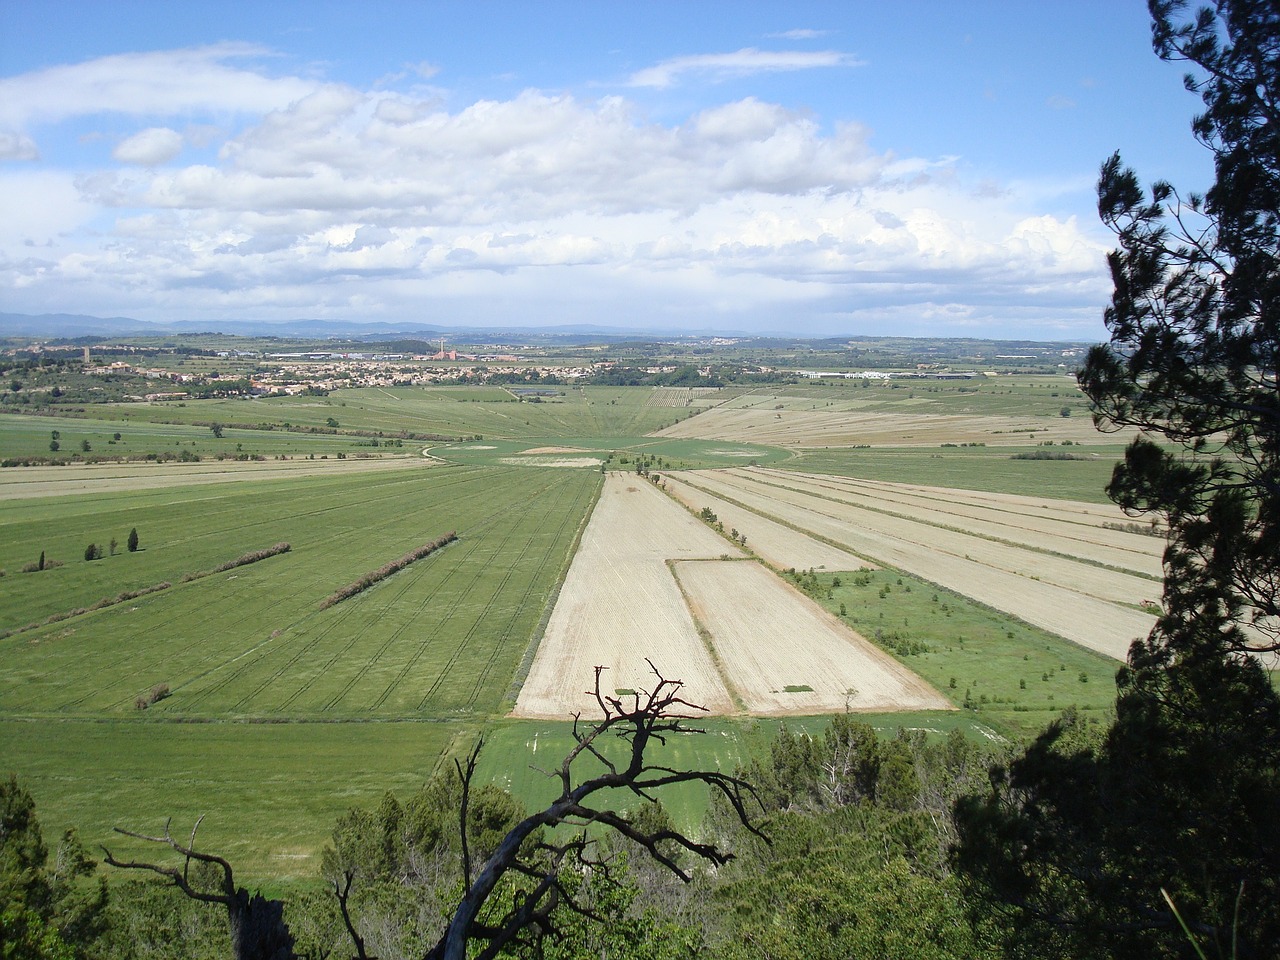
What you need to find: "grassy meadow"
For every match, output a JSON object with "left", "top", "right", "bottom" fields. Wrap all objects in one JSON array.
[{"left": 0, "top": 375, "right": 1147, "bottom": 882}]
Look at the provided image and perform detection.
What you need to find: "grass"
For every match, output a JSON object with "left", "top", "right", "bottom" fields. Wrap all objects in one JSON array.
[
  {"left": 784, "top": 444, "right": 1127, "bottom": 503},
  {"left": 0, "top": 465, "right": 598, "bottom": 717},
  {"left": 809, "top": 568, "right": 1120, "bottom": 740},
  {"left": 471, "top": 707, "right": 1011, "bottom": 839},
  {"left": 0, "top": 718, "right": 455, "bottom": 882}
]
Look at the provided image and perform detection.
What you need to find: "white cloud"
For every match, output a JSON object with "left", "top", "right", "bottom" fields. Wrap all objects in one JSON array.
[
  {"left": 768, "top": 29, "right": 830, "bottom": 40},
  {"left": 628, "top": 48, "right": 860, "bottom": 89},
  {"left": 0, "top": 131, "right": 38, "bottom": 160},
  {"left": 0, "top": 170, "right": 98, "bottom": 249},
  {"left": 113, "top": 127, "right": 185, "bottom": 165},
  {"left": 0, "top": 44, "right": 315, "bottom": 131},
  {"left": 0, "top": 47, "right": 1111, "bottom": 336}
]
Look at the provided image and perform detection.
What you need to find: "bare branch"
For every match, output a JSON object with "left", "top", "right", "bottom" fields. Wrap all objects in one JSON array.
[{"left": 421, "top": 663, "right": 767, "bottom": 960}]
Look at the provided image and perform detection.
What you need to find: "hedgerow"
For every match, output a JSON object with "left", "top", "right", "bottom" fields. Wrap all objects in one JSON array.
[{"left": 320, "top": 532, "right": 458, "bottom": 609}]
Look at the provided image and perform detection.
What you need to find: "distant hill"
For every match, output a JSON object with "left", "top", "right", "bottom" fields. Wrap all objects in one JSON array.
[{"left": 0, "top": 312, "right": 740, "bottom": 342}]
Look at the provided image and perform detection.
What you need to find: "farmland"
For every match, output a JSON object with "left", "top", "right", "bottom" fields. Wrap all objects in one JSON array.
[{"left": 0, "top": 365, "right": 1173, "bottom": 880}]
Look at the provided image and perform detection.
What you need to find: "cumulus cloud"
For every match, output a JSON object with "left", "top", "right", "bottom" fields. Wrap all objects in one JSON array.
[
  {"left": 0, "top": 46, "right": 1111, "bottom": 336},
  {"left": 113, "top": 127, "right": 184, "bottom": 165},
  {"left": 628, "top": 48, "right": 860, "bottom": 88},
  {"left": 0, "top": 131, "right": 39, "bottom": 160}
]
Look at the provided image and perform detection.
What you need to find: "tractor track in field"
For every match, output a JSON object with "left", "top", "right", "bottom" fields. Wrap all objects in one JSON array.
[
  {"left": 410, "top": 474, "right": 578, "bottom": 712},
  {"left": 464, "top": 476, "right": 584, "bottom": 708}
]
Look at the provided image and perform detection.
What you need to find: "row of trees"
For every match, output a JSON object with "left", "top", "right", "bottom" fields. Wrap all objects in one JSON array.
[{"left": 83, "top": 530, "right": 139, "bottom": 561}]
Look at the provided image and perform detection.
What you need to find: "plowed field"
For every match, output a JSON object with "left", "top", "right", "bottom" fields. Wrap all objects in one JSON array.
[{"left": 662, "top": 473, "right": 873, "bottom": 572}]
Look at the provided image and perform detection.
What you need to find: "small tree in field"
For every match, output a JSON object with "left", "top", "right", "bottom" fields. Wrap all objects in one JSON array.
[{"left": 127, "top": 528, "right": 139, "bottom": 553}]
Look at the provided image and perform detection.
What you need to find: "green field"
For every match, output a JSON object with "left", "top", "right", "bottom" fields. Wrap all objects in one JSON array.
[
  {"left": 785, "top": 444, "right": 1127, "bottom": 503},
  {"left": 0, "top": 719, "right": 452, "bottom": 880},
  {"left": 814, "top": 569, "right": 1120, "bottom": 739},
  {"left": 0, "top": 464, "right": 599, "bottom": 716},
  {"left": 0, "top": 376, "right": 1151, "bottom": 883}
]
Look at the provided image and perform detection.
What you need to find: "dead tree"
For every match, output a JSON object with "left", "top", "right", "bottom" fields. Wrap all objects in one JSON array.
[
  {"left": 424, "top": 661, "right": 767, "bottom": 960},
  {"left": 102, "top": 817, "right": 296, "bottom": 960}
]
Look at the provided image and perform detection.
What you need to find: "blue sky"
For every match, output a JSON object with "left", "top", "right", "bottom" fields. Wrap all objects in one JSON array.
[{"left": 0, "top": 2, "right": 1213, "bottom": 339}]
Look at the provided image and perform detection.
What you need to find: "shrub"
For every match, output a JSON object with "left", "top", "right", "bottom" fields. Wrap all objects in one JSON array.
[
  {"left": 320, "top": 532, "right": 457, "bottom": 609},
  {"left": 135, "top": 683, "right": 170, "bottom": 710}
]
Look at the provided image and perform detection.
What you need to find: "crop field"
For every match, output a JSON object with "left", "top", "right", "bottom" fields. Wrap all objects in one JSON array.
[
  {"left": 514, "top": 473, "right": 742, "bottom": 717},
  {"left": 0, "top": 375, "right": 1183, "bottom": 882},
  {"left": 70, "top": 385, "right": 698, "bottom": 440},
  {"left": 0, "top": 463, "right": 599, "bottom": 716},
  {"left": 667, "top": 468, "right": 1161, "bottom": 660},
  {"left": 662, "top": 473, "right": 871, "bottom": 571},
  {"left": 662, "top": 403, "right": 1131, "bottom": 448},
  {"left": 783, "top": 443, "right": 1127, "bottom": 502},
  {"left": 0, "top": 455, "right": 423, "bottom": 500},
  {"left": 0, "top": 410, "right": 389, "bottom": 461},
  {"left": 675, "top": 559, "right": 951, "bottom": 714},
  {"left": 513, "top": 473, "right": 946, "bottom": 718}
]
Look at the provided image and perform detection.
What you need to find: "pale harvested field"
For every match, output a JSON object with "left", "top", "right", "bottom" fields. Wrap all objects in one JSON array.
[
  {"left": 679, "top": 469, "right": 1157, "bottom": 659},
  {"left": 513, "top": 473, "right": 741, "bottom": 719},
  {"left": 0, "top": 455, "right": 426, "bottom": 500},
  {"left": 676, "top": 560, "right": 951, "bottom": 715},
  {"left": 751, "top": 469, "right": 1165, "bottom": 579},
  {"left": 515, "top": 471, "right": 942, "bottom": 719},
  {"left": 522, "top": 446, "right": 590, "bottom": 454},
  {"left": 662, "top": 473, "right": 874, "bottom": 572},
  {"left": 658, "top": 408, "right": 1133, "bottom": 448}
]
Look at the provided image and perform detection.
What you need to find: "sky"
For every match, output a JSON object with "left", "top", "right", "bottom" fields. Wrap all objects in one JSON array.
[{"left": 0, "top": 1, "right": 1216, "bottom": 340}]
